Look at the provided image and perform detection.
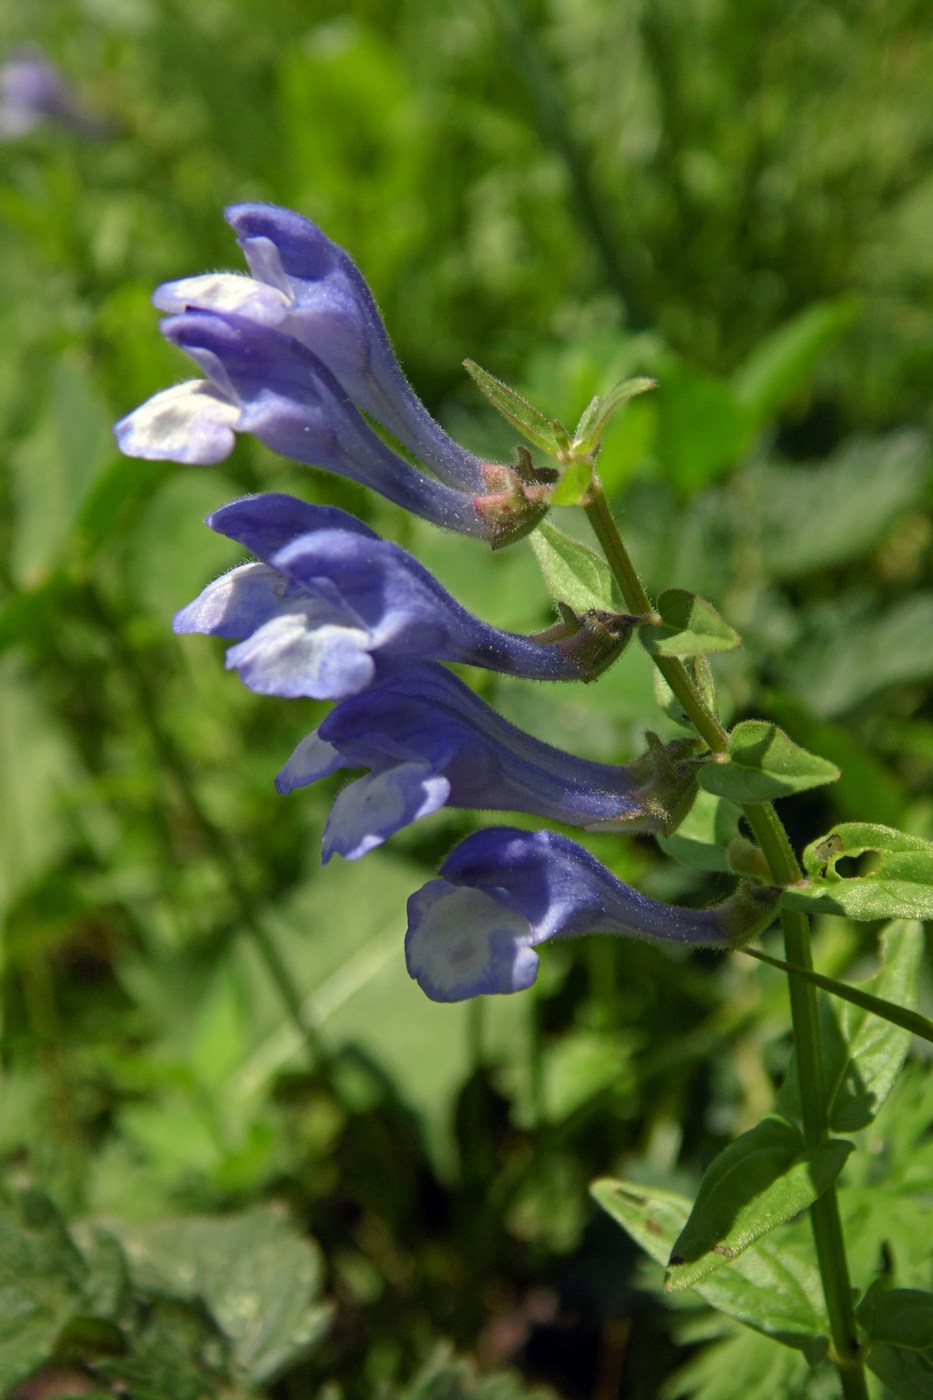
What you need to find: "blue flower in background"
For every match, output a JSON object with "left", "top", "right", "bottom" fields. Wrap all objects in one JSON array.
[
  {"left": 406, "top": 827, "right": 778, "bottom": 1001},
  {"left": 175, "top": 492, "right": 621, "bottom": 699},
  {"left": 275, "top": 663, "right": 665, "bottom": 861},
  {"left": 0, "top": 48, "right": 107, "bottom": 139},
  {"left": 154, "top": 202, "right": 487, "bottom": 492}
]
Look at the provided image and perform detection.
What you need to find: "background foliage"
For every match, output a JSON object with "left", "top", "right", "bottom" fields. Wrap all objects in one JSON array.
[{"left": 0, "top": 0, "right": 931, "bottom": 1396}]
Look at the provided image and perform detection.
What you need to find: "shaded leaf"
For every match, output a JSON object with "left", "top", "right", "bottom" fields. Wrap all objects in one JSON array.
[
  {"left": 657, "top": 789, "right": 744, "bottom": 873},
  {"left": 666, "top": 1116, "right": 852, "bottom": 1290},
  {"left": 591, "top": 1180, "right": 827, "bottom": 1348},
  {"left": 857, "top": 1284, "right": 933, "bottom": 1400}
]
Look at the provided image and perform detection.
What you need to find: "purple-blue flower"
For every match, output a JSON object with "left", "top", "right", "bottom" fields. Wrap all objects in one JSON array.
[
  {"left": 152, "top": 203, "right": 486, "bottom": 493},
  {"left": 406, "top": 827, "right": 779, "bottom": 1001},
  {"left": 116, "top": 311, "right": 547, "bottom": 544},
  {"left": 275, "top": 663, "right": 673, "bottom": 861},
  {"left": 0, "top": 48, "right": 106, "bottom": 139},
  {"left": 175, "top": 492, "right": 623, "bottom": 699}
]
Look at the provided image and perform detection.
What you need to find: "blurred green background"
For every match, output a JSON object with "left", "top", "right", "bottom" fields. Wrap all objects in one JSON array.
[{"left": 0, "top": 1, "right": 931, "bottom": 1397}]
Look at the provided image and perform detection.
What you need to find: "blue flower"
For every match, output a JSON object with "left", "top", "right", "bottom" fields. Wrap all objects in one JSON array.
[
  {"left": 0, "top": 48, "right": 107, "bottom": 140},
  {"left": 116, "top": 311, "right": 547, "bottom": 544},
  {"left": 275, "top": 663, "right": 670, "bottom": 861},
  {"left": 153, "top": 203, "right": 486, "bottom": 492},
  {"left": 175, "top": 492, "right": 625, "bottom": 699},
  {"left": 406, "top": 827, "right": 779, "bottom": 1001}
]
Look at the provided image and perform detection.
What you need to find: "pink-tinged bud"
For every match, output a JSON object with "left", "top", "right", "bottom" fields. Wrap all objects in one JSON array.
[{"left": 473, "top": 462, "right": 553, "bottom": 549}]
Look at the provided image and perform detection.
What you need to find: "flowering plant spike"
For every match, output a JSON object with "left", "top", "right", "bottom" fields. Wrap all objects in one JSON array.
[{"left": 116, "top": 200, "right": 930, "bottom": 1400}]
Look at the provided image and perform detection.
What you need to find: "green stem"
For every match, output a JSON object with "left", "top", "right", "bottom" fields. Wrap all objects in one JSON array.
[{"left": 584, "top": 484, "right": 867, "bottom": 1399}]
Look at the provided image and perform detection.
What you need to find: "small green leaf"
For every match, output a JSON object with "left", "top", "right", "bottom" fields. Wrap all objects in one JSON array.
[
  {"left": 657, "top": 789, "right": 744, "bottom": 873},
  {"left": 640, "top": 588, "right": 740, "bottom": 658},
  {"left": 857, "top": 1284, "right": 933, "bottom": 1399},
  {"left": 698, "top": 721, "right": 840, "bottom": 802},
  {"left": 591, "top": 1179, "right": 827, "bottom": 1347},
  {"left": 572, "top": 376, "right": 657, "bottom": 456},
  {"left": 665, "top": 1116, "right": 853, "bottom": 1291},
  {"left": 463, "top": 358, "right": 566, "bottom": 455},
  {"left": 530, "top": 519, "right": 620, "bottom": 613},
  {"left": 732, "top": 297, "right": 860, "bottom": 430},
  {"left": 785, "top": 822, "right": 933, "bottom": 920}
]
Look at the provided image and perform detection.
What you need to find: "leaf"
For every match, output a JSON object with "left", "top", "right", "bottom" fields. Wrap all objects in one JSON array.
[
  {"left": 529, "top": 518, "right": 620, "bottom": 613},
  {"left": 572, "top": 376, "right": 657, "bottom": 456},
  {"left": 732, "top": 297, "right": 860, "bottom": 429},
  {"left": 0, "top": 1192, "right": 87, "bottom": 1391},
  {"left": 549, "top": 456, "right": 592, "bottom": 506},
  {"left": 655, "top": 363, "right": 752, "bottom": 491},
  {"left": 639, "top": 588, "right": 740, "bottom": 658},
  {"left": 745, "top": 940, "right": 933, "bottom": 1055},
  {"left": 463, "top": 358, "right": 566, "bottom": 455},
  {"left": 785, "top": 823, "right": 933, "bottom": 920},
  {"left": 120, "top": 1205, "right": 331, "bottom": 1384},
  {"left": 591, "top": 1179, "right": 828, "bottom": 1348},
  {"left": 657, "top": 789, "right": 744, "bottom": 873},
  {"left": 698, "top": 721, "right": 840, "bottom": 802},
  {"left": 857, "top": 1284, "right": 933, "bottom": 1400},
  {"left": 665, "top": 1116, "right": 853, "bottom": 1291}
]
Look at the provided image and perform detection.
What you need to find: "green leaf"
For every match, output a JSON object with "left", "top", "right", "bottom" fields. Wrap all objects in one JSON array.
[
  {"left": 655, "top": 363, "right": 752, "bottom": 491},
  {"left": 529, "top": 519, "right": 620, "bottom": 613},
  {"left": 772, "top": 921, "right": 925, "bottom": 1128},
  {"left": 640, "top": 588, "right": 740, "bottom": 658},
  {"left": 0, "top": 1192, "right": 87, "bottom": 1392},
  {"left": 785, "top": 822, "right": 933, "bottom": 920},
  {"left": 857, "top": 1285, "right": 933, "bottom": 1400},
  {"left": 657, "top": 789, "right": 744, "bottom": 873},
  {"left": 665, "top": 1116, "right": 853, "bottom": 1291},
  {"left": 745, "top": 939, "right": 933, "bottom": 1055},
  {"left": 120, "top": 1206, "right": 331, "bottom": 1384},
  {"left": 591, "top": 1179, "right": 827, "bottom": 1348},
  {"left": 572, "top": 376, "right": 657, "bottom": 456},
  {"left": 698, "top": 721, "right": 840, "bottom": 803},
  {"left": 463, "top": 358, "right": 566, "bottom": 455},
  {"left": 732, "top": 297, "right": 860, "bottom": 429}
]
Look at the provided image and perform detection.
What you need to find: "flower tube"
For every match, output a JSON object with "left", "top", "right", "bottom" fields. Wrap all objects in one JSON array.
[
  {"left": 406, "top": 827, "right": 780, "bottom": 1001},
  {"left": 175, "top": 492, "right": 623, "bottom": 699},
  {"left": 152, "top": 202, "right": 486, "bottom": 492},
  {"left": 275, "top": 663, "right": 673, "bottom": 861}
]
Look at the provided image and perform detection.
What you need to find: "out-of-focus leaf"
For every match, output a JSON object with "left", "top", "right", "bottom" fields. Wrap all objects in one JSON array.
[
  {"left": 591, "top": 1180, "right": 827, "bottom": 1348},
  {"left": 698, "top": 721, "right": 839, "bottom": 802},
  {"left": 857, "top": 1284, "right": 933, "bottom": 1399},
  {"left": 120, "top": 1206, "right": 331, "bottom": 1384},
  {"left": 654, "top": 364, "right": 751, "bottom": 491},
  {"left": 665, "top": 1116, "right": 852, "bottom": 1290},
  {"left": 9, "top": 358, "right": 115, "bottom": 586},
  {"left": 0, "top": 1192, "right": 87, "bottom": 1392},
  {"left": 732, "top": 298, "right": 860, "bottom": 429}
]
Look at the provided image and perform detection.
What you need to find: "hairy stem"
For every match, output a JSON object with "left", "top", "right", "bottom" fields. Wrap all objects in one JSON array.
[{"left": 584, "top": 483, "right": 867, "bottom": 1398}]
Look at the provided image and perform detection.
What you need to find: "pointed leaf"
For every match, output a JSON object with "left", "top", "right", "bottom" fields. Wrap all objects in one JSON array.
[
  {"left": 464, "top": 359, "right": 565, "bottom": 455},
  {"left": 785, "top": 823, "right": 933, "bottom": 920},
  {"left": 857, "top": 1285, "right": 933, "bottom": 1400},
  {"left": 640, "top": 589, "right": 740, "bottom": 658},
  {"left": 698, "top": 721, "right": 840, "bottom": 802},
  {"left": 530, "top": 519, "right": 620, "bottom": 613},
  {"left": 572, "top": 376, "right": 656, "bottom": 456},
  {"left": 732, "top": 298, "right": 860, "bottom": 430},
  {"left": 591, "top": 1179, "right": 827, "bottom": 1347},
  {"left": 665, "top": 1115, "right": 853, "bottom": 1291}
]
